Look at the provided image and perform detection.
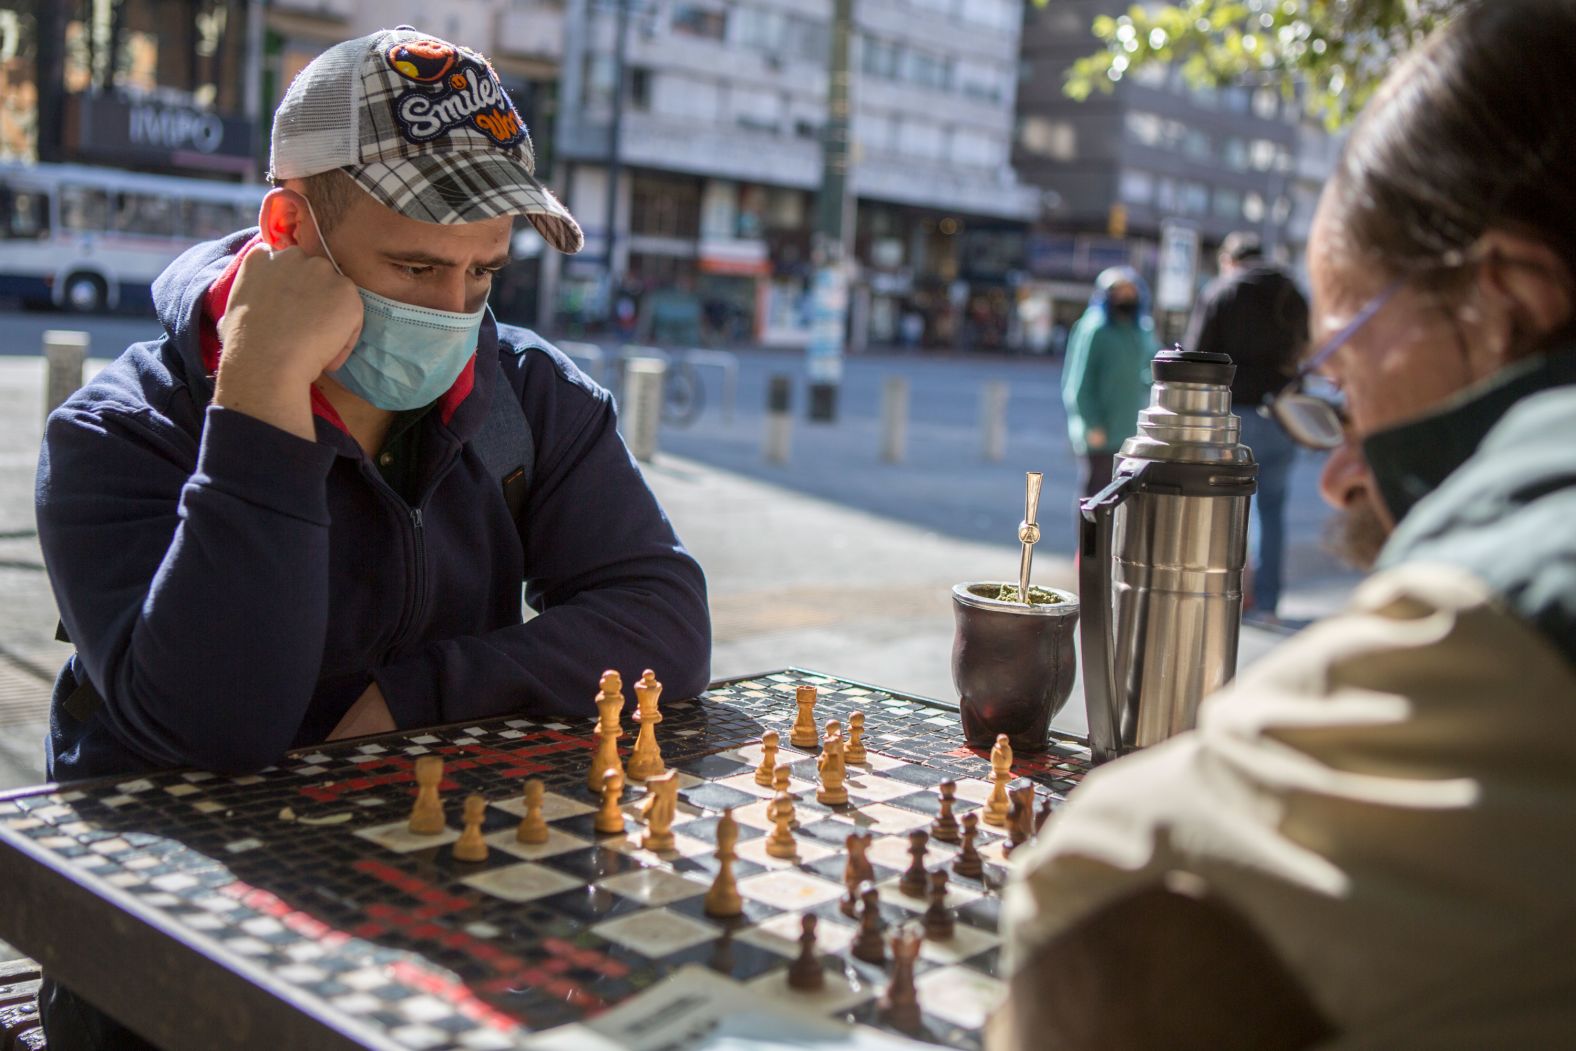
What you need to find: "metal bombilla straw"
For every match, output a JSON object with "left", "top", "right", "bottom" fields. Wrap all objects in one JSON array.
[{"left": 1017, "top": 472, "right": 1043, "bottom": 604}]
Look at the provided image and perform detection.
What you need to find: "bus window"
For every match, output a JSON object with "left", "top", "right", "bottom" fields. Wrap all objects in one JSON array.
[
  {"left": 0, "top": 185, "right": 50, "bottom": 239},
  {"left": 60, "top": 185, "right": 110, "bottom": 233},
  {"left": 115, "top": 192, "right": 178, "bottom": 237},
  {"left": 180, "top": 199, "right": 241, "bottom": 239}
]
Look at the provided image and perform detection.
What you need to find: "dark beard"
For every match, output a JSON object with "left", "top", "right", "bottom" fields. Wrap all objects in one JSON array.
[{"left": 1323, "top": 497, "right": 1390, "bottom": 571}]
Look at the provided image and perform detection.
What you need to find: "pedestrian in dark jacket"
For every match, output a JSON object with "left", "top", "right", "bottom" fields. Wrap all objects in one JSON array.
[{"left": 1184, "top": 232, "right": 1310, "bottom": 619}]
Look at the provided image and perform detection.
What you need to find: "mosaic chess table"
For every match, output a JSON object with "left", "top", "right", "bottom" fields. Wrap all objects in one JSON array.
[{"left": 0, "top": 670, "right": 1091, "bottom": 1051}]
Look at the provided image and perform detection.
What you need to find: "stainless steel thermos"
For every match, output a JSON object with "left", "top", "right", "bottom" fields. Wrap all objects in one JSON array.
[{"left": 1078, "top": 347, "right": 1258, "bottom": 762}]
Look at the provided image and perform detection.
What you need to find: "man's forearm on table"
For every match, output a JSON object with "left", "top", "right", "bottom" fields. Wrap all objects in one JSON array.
[
  {"left": 43, "top": 405, "right": 339, "bottom": 771},
  {"left": 374, "top": 581, "right": 712, "bottom": 727}
]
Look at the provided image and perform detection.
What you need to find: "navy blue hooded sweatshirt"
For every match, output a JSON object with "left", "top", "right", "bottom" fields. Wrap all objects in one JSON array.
[{"left": 35, "top": 230, "right": 711, "bottom": 783}]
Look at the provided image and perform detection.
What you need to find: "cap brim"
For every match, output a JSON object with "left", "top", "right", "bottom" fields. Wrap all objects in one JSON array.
[{"left": 346, "top": 152, "right": 584, "bottom": 254}]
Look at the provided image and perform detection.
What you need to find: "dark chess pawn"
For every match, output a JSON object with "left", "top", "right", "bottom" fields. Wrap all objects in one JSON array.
[
  {"left": 922, "top": 869, "right": 954, "bottom": 940},
  {"left": 1005, "top": 784, "right": 1035, "bottom": 857},
  {"left": 787, "top": 913, "right": 825, "bottom": 991},
  {"left": 931, "top": 780, "right": 960, "bottom": 843},
  {"left": 898, "top": 829, "right": 930, "bottom": 898},
  {"left": 1036, "top": 792, "right": 1056, "bottom": 833},
  {"left": 708, "top": 927, "right": 736, "bottom": 974},
  {"left": 842, "top": 831, "right": 874, "bottom": 917},
  {"left": 880, "top": 923, "right": 925, "bottom": 1035},
  {"left": 953, "top": 811, "right": 984, "bottom": 879},
  {"left": 852, "top": 883, "right": 887, "bottom": 964}
]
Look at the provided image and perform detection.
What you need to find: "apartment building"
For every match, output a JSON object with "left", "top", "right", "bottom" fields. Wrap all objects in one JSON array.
[
  {"left": 1015, "top": 0, "right": 1318, "bottom": 335},
  {"left": 2, "top": 0, "right": 257, "bottom": 176},
  {"left": 552, "top": 0, "right": 1038, "bottom": 349}
]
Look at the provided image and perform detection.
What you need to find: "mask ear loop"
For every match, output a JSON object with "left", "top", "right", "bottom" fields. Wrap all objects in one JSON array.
[
  {"left": 298, "top": 194, "right": 346, "bottom": 278},
  {"left": 298, "top": 194, "right": 496, "bottom": 334}
]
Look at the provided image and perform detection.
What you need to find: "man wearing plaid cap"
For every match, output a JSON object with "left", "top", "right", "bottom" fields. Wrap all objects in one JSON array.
[{"left": 34, "top": 28, "right": 710, "bottom": 1047}]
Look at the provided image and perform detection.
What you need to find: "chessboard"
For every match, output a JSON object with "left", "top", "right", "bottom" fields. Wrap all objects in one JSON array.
[{"left": 0, "top": 669, "right": 1092, "bottom": 1051}]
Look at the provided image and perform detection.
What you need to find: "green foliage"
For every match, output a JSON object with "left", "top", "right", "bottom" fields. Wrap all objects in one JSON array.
[{"left": 1056, "top": 0, "right": 1465, "bottom": 128}]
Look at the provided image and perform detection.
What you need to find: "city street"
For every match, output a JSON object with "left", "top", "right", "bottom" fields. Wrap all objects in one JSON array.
[
  {"left": 0, "top": 307, "right": 1354, "bottom": 576},
  {"left": 587, "top": 336, "right": 1348, "bottom": 579},
  {"left": 0, "top": 308, "right": 1359, "bottom": 794}
]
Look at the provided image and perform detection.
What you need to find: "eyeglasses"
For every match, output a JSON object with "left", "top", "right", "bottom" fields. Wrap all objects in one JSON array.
[
  {"left": 1260, "top": 277, "right": 1405, "bottom": 450},
  {"left": 1260, "top": 251, "right": 1560, "bottom": 449}
]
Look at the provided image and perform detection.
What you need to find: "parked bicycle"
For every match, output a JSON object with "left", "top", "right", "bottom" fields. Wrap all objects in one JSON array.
[
  {"left": 603, "top": 349, "right": 704, "bottom": 428},
  {"left": 557, "top": 344, "right": 732, "bottom": 430},
  {"left": 659, "top": 360, "right": 704, "bottom": 427}
]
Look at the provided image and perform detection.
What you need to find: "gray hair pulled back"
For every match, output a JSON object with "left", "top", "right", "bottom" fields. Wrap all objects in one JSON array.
[{"left": 1328, "top": 0, "right": 1576, "bottom": 289}]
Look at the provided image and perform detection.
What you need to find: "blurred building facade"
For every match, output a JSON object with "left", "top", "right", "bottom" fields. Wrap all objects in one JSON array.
[
  {"left": 1, "top": 0, "right": 260, "bottom": 176},
  {"left": 1285, "top": 115, "right": 1343, "bottom": 283},
  {"left": 551, "top": 0, "right": 1038, "bottom": 349},
  {"left": 1015, "top": 0, "right": 1324, "bottom": 343},
  {"left": 1, "top": 0, "right": 1339, "bottom": 351}
]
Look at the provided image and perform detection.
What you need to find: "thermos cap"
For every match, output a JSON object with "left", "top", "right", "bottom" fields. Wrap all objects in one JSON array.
[{"left": 1151, "top": 345, "right": 1235, "bottom": 386}]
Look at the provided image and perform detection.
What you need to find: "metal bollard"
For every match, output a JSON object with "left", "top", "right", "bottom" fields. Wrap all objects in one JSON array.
[
  {"left": 43, "top": 330, "right": 90, "bottom": 418},
  {"left": 981, "top": 380, "right": 1009, "bottom": 462},
  {"left": 765, "top": 374, "right": 793, "bottom": 465},
  {"left": 621, "top": 357, "right": 666, "bottom": 463},
  {"left": 880, "top": 376, "right": 908, "bottom": 464}
]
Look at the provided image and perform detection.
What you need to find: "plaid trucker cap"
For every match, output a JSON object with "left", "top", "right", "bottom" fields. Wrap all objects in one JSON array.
[{"left": 269, "top": 26, "right": 583, "bottom": 254}]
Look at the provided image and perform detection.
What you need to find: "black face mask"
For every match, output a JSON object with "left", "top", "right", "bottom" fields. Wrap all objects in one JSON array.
[
  {"left": 1108, "top": 301, "right": 1138, "bottom": 322},
  {"left": 1362, "top": 351, "right": 1576, "bottom": 528}
]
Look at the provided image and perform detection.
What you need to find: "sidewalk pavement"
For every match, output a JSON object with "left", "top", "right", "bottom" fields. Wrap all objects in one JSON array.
[
  {"left": 648, "top": 453, "right": 1355, "bottom": 738},
  {"left": 0, "top": 358, "right": 72, "bottom": 796},
  {"left": 0, "top": 356, "right": 1358, "bottom": 794}
]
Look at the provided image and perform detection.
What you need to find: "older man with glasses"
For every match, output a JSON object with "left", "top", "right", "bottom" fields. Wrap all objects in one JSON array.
[{"left": 993, "top": 2, "right": 1576, "bottom": 1048}]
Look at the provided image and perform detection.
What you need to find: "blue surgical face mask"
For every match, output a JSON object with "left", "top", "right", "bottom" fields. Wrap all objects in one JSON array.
[{"left": 302, "top": 197, "right": 486, "bottom": 412}]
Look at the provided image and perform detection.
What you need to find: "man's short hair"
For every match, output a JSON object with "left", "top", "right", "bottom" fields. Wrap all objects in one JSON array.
[
  {"left": 1221, "top": 232, "right": 1264, "bottom": 264},
  {"left": 296, "top": 168, "right": 367, "bottom": 237}
]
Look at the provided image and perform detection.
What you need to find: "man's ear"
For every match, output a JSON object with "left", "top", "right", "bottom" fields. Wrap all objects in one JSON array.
[
  {"left": 258, "top": 188, "right": 310, "bottom": 250},
  {"left": 1474, "top": 229, "right": 1574, "bottom": 359}
]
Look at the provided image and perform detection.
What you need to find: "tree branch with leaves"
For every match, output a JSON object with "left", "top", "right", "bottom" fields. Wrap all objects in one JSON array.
[{"left": 1060, "top": 0, "right": 1466, "bottom": 128}]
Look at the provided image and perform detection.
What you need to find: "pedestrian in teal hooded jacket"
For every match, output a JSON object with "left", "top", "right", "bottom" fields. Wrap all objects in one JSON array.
[{"left": 1062, "top": 267, "right": 1159, "bottom": 500}]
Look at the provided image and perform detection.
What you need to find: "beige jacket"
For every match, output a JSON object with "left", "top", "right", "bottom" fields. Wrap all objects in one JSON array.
[{"left": 1002, "top": 563, "right": 1576, "bottom": 1043}]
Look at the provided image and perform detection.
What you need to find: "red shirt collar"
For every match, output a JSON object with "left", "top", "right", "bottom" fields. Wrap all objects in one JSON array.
[{"left": 200, "top": 237, "right": 477, "bottom": 431}]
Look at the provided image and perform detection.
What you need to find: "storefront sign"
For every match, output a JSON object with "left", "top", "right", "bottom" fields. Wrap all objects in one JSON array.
[
  {"left": 1155, "top": 220, "right": 1200, "bottom": 313},
  {"left": 1027, "top": 233, "right": 1131, "bottom": 281},
  {"left": 698, "top": 237, "right": 771, "bottom": 277},
  {"left": 868, "top": 271, "right": 912, "bottom": 296},
  {"left": 68, "top": 93, "right": 256, "bottom": 173},
  {"left": 805, "top": 264, "right": 847, "bottom": 383},
  {"left": 871, "top": 238, "right": 903, "bottom": 269},
  {"left": 961, "top": 228, "right": 1026, "bottom": 282}
]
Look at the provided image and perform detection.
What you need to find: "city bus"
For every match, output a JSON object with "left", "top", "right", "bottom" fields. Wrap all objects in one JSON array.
[{"left": 0, "top": 162, "right": 267, "bottom": 312}]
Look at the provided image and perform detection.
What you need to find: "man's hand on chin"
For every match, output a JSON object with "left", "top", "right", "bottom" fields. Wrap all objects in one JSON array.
[{"left": 328, "top": 682, "right": 398, "bottom": 740}]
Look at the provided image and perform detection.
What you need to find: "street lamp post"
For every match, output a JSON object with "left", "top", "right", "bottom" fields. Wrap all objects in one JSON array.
[
  {"left": 806, "top": 0, "right": 854, "bottom": 423},
  {"left": 602, "top": 0, "right": 633, "bottom": 311},
  {"left": 35, "top": 0, "right": 67, "bottom": 163}
]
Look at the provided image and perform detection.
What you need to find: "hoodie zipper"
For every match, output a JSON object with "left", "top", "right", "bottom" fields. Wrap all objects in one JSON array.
[
  {"left": 367, "top": 470, "right": 430, "bottom": 658},
  {"left": 406, "top": 505, "right": 427, "bottom": 646},
  {"left": 368, "top": 427, "right": 461, "bottom": 658}
]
